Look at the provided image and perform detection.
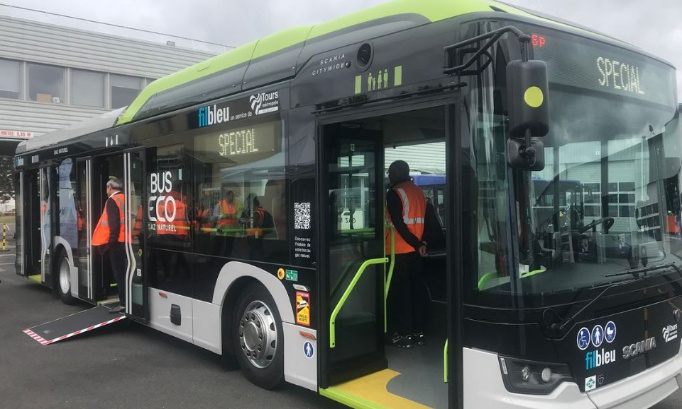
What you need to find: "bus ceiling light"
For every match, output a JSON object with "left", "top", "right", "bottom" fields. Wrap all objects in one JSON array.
[{"left": 498, "top": 355, "right": 573, "bottom": 395}]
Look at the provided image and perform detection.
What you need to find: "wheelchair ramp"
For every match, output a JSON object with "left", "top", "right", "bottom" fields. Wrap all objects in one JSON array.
[{"left": 23, "top": 305, "right": 126, "bottom": 346}]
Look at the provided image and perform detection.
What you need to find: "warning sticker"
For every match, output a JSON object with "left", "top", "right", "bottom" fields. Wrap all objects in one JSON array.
[{"left": 296, "top": 291, "right": 310, "bottom": 327}]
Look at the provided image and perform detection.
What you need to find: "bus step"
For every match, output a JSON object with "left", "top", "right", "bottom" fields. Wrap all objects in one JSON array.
[{"left": 22, "top": 305, "right": 126, "bottom": 346}]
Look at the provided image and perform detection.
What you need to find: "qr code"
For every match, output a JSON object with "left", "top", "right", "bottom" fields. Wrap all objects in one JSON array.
[{"left": 294, "top": 202, "right": 311, "bottom": 230}]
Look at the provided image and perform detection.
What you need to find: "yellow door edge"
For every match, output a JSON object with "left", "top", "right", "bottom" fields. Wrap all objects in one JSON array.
[{"left": 320, "top": 386, "right": 390, "bottom": 409}]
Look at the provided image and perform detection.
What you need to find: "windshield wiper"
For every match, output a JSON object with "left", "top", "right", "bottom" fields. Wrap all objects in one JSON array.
[
  {"left": 551, "top": 263, "right": 682, "bottom": 333},
  {"left": 551, "top": 278, "right": 635, "bottom": 333},
  {"left": 605, "top": 262, "right": 682, "bottom": 279}
]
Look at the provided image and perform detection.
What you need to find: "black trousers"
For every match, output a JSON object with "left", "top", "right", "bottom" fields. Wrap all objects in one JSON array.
[
  {"left": 387, "top": 252, "right": 428, "bottom": 335},
  {"left": 106, "top": 242, "right": 127, "bottom": 304}
]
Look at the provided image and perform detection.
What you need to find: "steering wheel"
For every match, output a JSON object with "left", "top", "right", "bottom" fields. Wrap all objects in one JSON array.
[{"left": 579, "top": 217, "right": 614, "bottom": 234}]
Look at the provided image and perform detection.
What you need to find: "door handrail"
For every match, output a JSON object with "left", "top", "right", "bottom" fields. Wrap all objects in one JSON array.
[
  {"left": 383, "top": 227, "right": 395, "bottom": 332},
  {"left": 329, "top": 256, "right": 388, "bottom": 348}
]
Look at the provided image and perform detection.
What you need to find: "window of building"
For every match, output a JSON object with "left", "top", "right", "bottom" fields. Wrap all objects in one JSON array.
[
  {"left": 71, "top": 69, "right": 105, "bottom": 108},
  {"left": 111, "top": 74, "right": 143, "bottom": 109},
  {"left": 28, "top": 63, "right": 65, "bottom": 103},
  {"left": 0, "top": 59, "right": 21, "bottom": 99}
]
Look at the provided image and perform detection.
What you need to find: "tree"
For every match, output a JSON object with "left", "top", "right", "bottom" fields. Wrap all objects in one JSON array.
[{"left": 0, "top": 156, "right": 15, "bottom": 202}]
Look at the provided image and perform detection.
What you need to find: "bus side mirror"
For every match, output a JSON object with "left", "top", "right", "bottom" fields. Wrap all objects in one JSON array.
[
  {"left": 507, "top": 138, "right": 545, "bottom": 171},
  {"left": 506, "top": 60, "right": 549, "bottom": 138}
]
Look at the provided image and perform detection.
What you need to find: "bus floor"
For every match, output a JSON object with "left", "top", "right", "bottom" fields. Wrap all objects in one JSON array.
[
  {"left": 385, "top": 334, "right": 448, "bottom": 408},
  {"left": 327, "top": 333, "right": 448, "bottom": 409}
]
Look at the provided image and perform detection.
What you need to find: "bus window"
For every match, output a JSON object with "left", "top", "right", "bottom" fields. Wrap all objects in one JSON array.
[{"left": 192, "top": 119, "right": 287, "bottom": 262}]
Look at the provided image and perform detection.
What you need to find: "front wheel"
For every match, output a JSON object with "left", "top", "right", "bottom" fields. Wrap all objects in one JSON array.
[
  {"left": 232, "top": 283, "right": 284, "bottom": 389},
  {"left": 56, "top": 252, "right": 76, "bottom": 305}
]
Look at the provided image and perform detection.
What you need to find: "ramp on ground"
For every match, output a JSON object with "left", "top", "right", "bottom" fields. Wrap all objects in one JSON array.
[{"left": 23, "top": 305, "right": 125, "bottom": 345}]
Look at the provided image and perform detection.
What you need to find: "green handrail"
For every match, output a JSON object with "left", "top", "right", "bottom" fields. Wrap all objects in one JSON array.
[
  {"left": 521, "top": 268, "right": 546, "bottom": 278},
  {"left": 329, "top": 256, "right": 388, "bottom": 348},
  {"left": 478, "top": 268, "right": 547, "bottom": 291},
  {"left": 383, "top": 227, "right": 395, "bottom": 333},
  {"left": 444, "top": 339, "right": 449, "bottom": 383},
  {"left": 477, "top": 272, "right": 498, "bottom": 291}
]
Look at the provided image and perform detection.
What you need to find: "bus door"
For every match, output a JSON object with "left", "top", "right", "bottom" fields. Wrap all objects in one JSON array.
[
  {"left": 40, "top": 166, "right": 56, "bottom": 285},
  {"left": 320, "top": 124, "right": 387, "bottom": 385},
  {"left": 123, "top": 150, "right": 147, "bottom": 320},
  {"left": 75, "top": 159, "right": 95, "bottom": 301},
  {"left": 17, "top": 168, "right": 49, "bottom": 281},
  {"left": 92, "top": 151, "right": 147, "bottom": 320}
]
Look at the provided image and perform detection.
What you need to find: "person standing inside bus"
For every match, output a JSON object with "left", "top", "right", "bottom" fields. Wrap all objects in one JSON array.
[
  {"left": 386, "top": 160, "right": 428, "bottom": 348},
  {"left": 214, "top": 189, "right": 241, "bottom": 233},
  {"left": 92, "top": 177, "right": 127, "bottom": 314}
]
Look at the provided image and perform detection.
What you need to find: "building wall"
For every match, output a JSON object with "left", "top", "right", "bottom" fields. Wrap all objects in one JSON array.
[{"left": 0, "top": 15, "right": 216, "bottom": 138}]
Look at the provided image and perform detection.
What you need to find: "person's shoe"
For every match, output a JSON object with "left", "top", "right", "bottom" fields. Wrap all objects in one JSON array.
[
  {"left": 390, "top": 333, "right": 414, "bottom": 349},
  {"left": 109, "top": 305, "right": 125, "bottom": 314},
  {"left": 411, "top": 332, "right": 426, "bottom": 346}
]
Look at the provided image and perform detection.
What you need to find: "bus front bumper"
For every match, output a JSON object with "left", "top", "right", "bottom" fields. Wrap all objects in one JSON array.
[{"left": 463, "top": 346, "right": 682, "bottom": 409}]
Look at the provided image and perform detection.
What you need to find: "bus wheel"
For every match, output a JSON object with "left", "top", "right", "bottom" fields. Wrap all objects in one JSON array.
[
  {"left": 233, "top": 283, "right": 284, "bottom": 389},
  {"left": 56, "top": 252, "right": 76, "bottom": 305}
]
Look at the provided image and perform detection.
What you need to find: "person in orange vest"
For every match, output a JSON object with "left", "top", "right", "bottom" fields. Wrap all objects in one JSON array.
[
  {"left": 197, "top": 203, "right": 212, "bottom": 233},
  {"left": 92, "top": 177, "right": 128, "bottom": 314},
  {"left": 156, "top": 189, "right": 190, "bottom": 238},
  {"left": 385, "top": 160, "right": 429, "bottom": 349},
  {"left": 242, "top": 195, "right": 274, "bottom": 239},
  {"left": 214, "top": 189, "right": 241, "bottom": 233}
]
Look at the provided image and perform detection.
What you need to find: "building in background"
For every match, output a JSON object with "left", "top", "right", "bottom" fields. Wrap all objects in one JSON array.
[{"left": 0, "top": 12, "right": 221, "bottom": 140}]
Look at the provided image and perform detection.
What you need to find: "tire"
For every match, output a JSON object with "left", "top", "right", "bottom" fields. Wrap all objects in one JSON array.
[
  {"left": 233, "top": 283, "right": 284, "bottom": 389},
  {"left": 55, "top": 252, "right": 77, "bottom": 305}
]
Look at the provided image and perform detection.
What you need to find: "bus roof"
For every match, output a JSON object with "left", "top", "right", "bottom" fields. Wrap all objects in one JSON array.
[
  {"left": 15, "top": 0, "right": 662, "bottom": 156},
  {"left": 15, "top": 108, "right": 126, "bottom": 155},
  {"left": 114, "top": 0, "right": 547, "bottom": 126}
]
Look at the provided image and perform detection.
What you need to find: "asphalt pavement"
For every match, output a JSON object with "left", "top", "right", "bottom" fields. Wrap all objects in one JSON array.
[{"left": 0, "top": 241, "right": 680, "bottom": 408}]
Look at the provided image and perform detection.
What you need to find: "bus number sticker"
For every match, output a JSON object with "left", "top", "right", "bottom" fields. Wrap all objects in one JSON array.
[{"left": 296, "top": 292, "right": 310, "bottom": 327}]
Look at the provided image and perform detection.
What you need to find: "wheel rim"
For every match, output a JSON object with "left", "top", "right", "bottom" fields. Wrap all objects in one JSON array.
[
  {"left": 238, "top": 300, "right": 278, "bottom": 369},
  {"left": 59, "top": 257, "right": 70, "bottom": 295}
]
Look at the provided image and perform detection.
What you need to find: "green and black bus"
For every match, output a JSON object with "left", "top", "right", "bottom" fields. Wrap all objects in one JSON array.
[{"left": 14, "top": 0, "right": 682, "bottom": 407}]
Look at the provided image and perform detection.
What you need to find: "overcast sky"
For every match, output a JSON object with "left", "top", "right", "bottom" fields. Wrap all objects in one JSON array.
[{"left": 1, "top": 0, "right": 681, "bottom": 97}]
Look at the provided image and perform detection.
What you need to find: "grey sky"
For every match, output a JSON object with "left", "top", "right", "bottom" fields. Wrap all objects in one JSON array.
[{"left": 2, "top": 0, "right": 681, "bottom": 97}]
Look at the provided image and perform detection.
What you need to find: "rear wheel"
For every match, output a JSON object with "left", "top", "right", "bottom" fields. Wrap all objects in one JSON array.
[
  {"left": 56, "top": 252, "right": 76, "bottom": 305},
  {"left": 233, "top": 283, "right": 284, "bottom": 389}
]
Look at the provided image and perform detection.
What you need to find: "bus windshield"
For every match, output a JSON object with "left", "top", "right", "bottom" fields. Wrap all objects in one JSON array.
[{"left": 470, "top": 22, "right": 681, "bottom": 305}]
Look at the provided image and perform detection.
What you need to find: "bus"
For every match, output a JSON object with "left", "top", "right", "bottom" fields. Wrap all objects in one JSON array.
[{"left": 14, "top": 0, "right": 682, "bottom": 407}]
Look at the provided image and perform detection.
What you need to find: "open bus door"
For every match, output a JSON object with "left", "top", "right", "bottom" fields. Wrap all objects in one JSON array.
[
  {"left": 17, "top": 167, "right": 53, "bottom": 284},
  {"left": 91, "top": 150, "right": 147, "bottom": 320},
  {"left": 319, "top": 125, "right": 387, "bottom": 386}
]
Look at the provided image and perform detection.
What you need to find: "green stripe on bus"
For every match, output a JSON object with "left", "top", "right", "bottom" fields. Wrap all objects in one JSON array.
[{"left": 116, "top": 0, "right": 539, "bottom": 125}]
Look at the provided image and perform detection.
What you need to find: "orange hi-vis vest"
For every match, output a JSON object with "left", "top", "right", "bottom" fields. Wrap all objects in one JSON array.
[
  {"left": 216, "top": 200, "right": 239, "bottom": 228},
  {"left": 246, "top": 207, "right": 268, "bottom": 238},
  {"left": 131, "top": 204, "right": 143, "bottom": 236},
  {"left": 157, "top": 198, "right": 189, "bottom": 237},
  {"left": 385, "top": 180, "right": 426, "bottom": 255},
  {"left": 92, "top": 193, "right": 127, "bottom": 245}
]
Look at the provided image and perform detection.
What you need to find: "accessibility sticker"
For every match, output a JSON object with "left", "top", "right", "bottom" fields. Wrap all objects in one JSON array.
[{"left": 304, "top": 341, "right": 314, "bottom": 358}]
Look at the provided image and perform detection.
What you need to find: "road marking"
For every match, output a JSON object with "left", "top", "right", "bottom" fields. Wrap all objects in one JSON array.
[{"left": 0, "top": 262, "right": 15, "bottom": 265}]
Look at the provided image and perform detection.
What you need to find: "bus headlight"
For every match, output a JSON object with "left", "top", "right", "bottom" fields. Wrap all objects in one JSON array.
[{"left": 498, "top": 356, "right": 574, "bottom": 395}]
